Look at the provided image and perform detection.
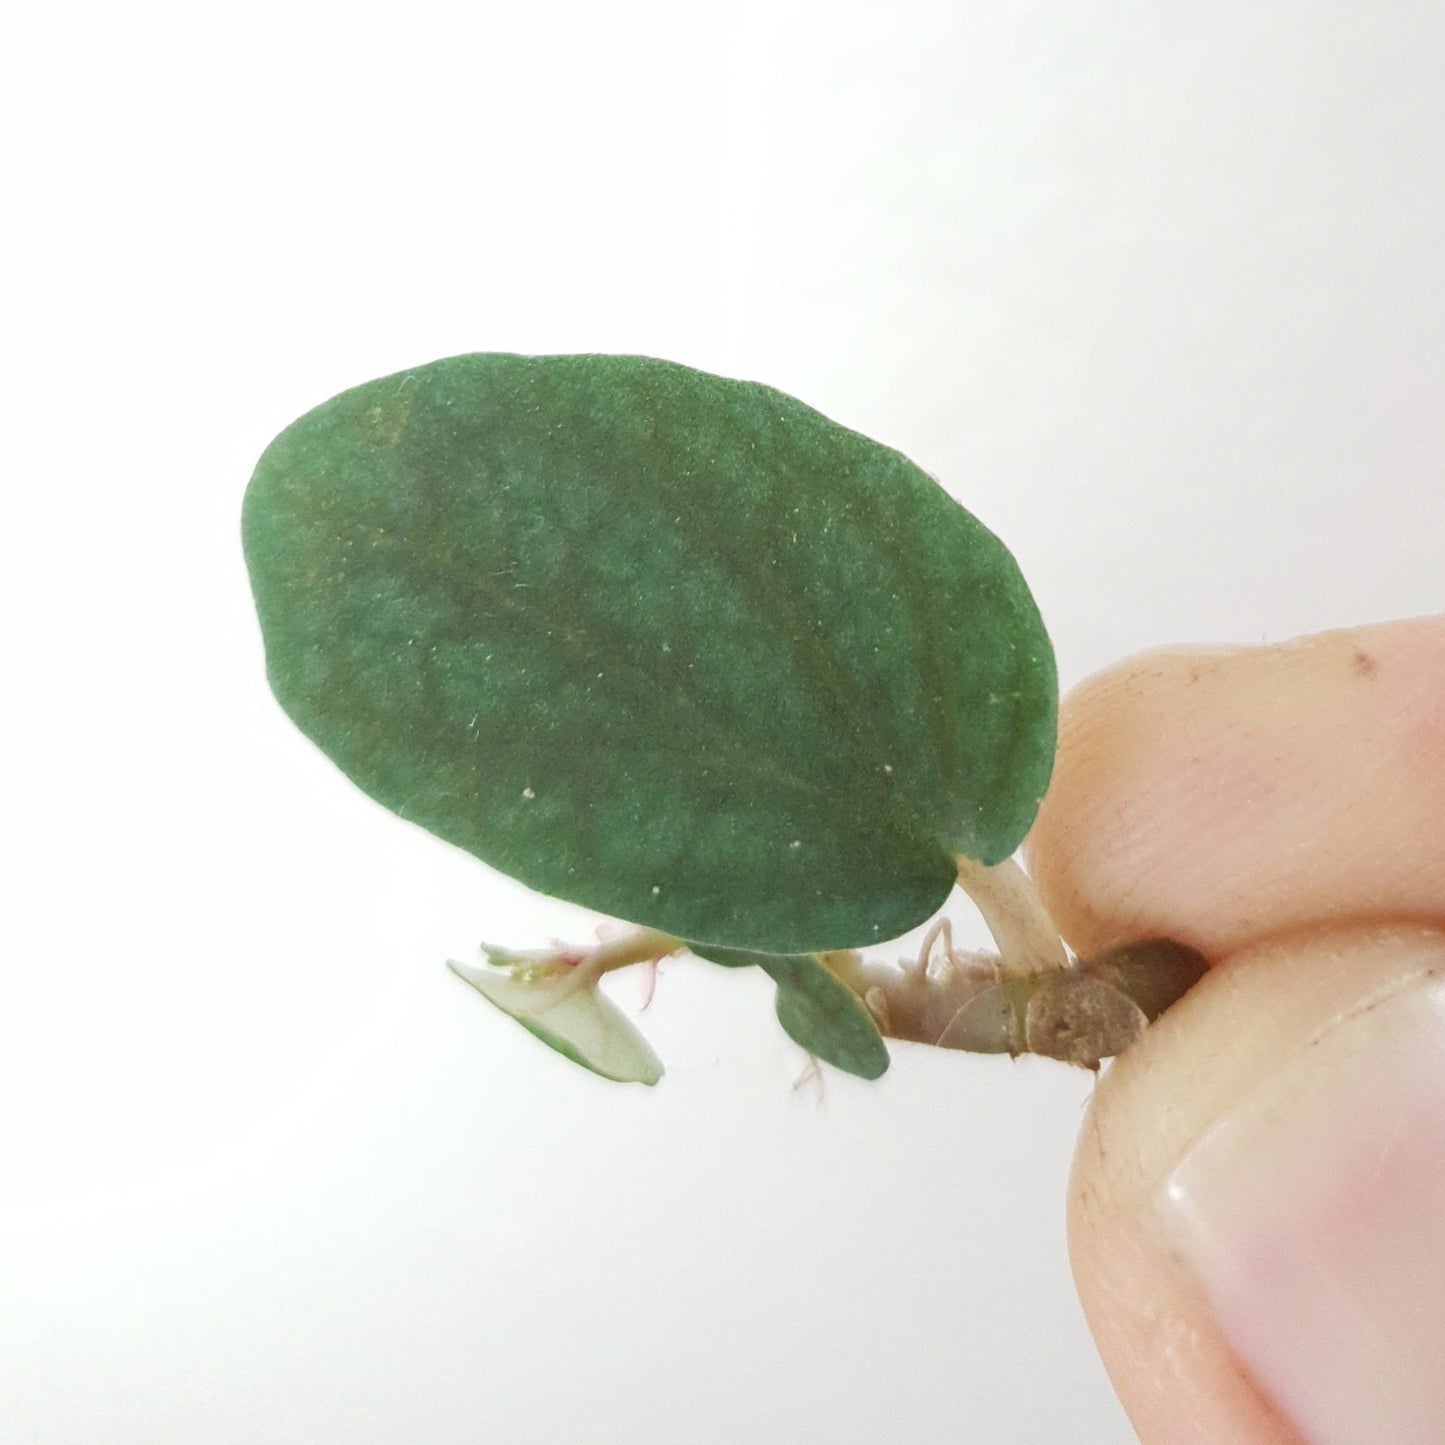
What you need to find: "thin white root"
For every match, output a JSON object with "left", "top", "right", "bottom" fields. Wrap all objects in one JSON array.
[
  {"left": 791, "top": 1055, "right": 825, "bottom": 1103},
  {"left": 910, "top": 916, "right": 957, "bottom": 981}
]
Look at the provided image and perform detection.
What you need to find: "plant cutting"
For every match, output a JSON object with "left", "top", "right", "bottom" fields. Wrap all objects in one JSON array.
[{"left": 243, "top": 352, "right": 1205, "bottom": 1084}]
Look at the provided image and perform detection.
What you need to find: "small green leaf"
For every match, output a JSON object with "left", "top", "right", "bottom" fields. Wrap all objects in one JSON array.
[
  {"left": 447, "top": 958, "right": 663, "bottom": 1085},
  {"left": 244, "top": 353, "right": 1056, "bottom": 954},
  {"left": 768, "top": 956, "right": 891, "bottom": 1081},
  {"left": 692, "top": 944, "right": 890, "bottom": 1080}
]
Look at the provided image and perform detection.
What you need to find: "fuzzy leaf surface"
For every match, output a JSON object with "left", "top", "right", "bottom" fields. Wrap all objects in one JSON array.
[{"left": 244, "top": 353, "right": 1056, "bottom": 953}]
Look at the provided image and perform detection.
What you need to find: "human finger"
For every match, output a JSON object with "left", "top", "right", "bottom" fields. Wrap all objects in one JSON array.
[
  {"left": 1025, "top": 614, "right": 1445, "bottom": 961},
  {"left": 1067, "top": 923, "right": 1445, "bottom": 1445}
]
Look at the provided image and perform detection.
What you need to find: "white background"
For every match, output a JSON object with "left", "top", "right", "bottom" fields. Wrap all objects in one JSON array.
[{"left": 5, "top": 3, "right": 1443, "bottom": 1442}]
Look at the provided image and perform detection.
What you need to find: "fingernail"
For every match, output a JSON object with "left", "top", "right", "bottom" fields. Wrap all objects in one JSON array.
[{"left": 1159, "top": 974, "right": 1445, "bottom": 1445}]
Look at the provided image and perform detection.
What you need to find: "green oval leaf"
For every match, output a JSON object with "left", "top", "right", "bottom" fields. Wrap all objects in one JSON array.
[{"left": 244, "top": 354, "right": 1056, "bottom": 953}]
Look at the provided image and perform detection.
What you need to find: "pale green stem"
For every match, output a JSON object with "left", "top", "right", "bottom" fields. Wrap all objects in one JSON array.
[
  {"left": 546, "top": 927, "right": 686, "bottom": 1002},
  {"left": 588, "top": 927, "right": 685, "bottom": 973},
  {"left": 953, "top": 855, "right": 1069, "bottom": 976}
]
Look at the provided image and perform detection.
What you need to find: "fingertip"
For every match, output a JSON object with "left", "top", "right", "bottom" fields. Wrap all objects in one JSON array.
[
  {"left": 1027, "top": 616, "right": 1445, "bottom": 960},
  {"left": 1068, "top": 924, "right": 1445, "bottom": 1445}
]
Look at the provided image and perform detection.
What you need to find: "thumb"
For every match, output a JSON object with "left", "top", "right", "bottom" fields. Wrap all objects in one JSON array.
[
  {"left": 1069, "top": 924, "right": 1445, "bottom": 1445},
  {"left": 1025, "top": 615, "right": 1445, "bottom": 1443}
]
